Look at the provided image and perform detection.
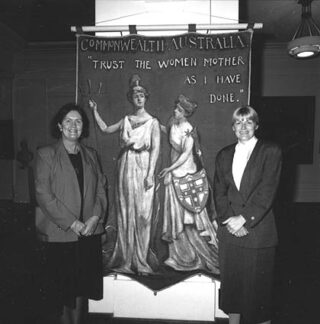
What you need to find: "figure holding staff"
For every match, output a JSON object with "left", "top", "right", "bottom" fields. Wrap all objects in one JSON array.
[{"left": 89, "top": 74, "right": 161, "bottom": 275}]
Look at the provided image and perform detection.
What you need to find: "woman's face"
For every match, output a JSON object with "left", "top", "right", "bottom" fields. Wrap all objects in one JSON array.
[
  {"left": 173, "top": 104, "right": 186, "bottom": 120},
  {"left": 132, "top": 91, "right": 146, "bottom": 109},
  {"left": 232, "top": 115, "right": 258, "bottom": 143},
  {"left": 59, "top": 110, "right": 83, "bottom": 142}
]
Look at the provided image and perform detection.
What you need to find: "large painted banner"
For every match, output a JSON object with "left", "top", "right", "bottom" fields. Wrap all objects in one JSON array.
[{"left": 76, "top": 30, "right": 252, "bottom": 290}]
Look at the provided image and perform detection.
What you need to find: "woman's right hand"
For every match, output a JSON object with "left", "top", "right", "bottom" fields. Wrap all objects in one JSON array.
[
  {"left": 70, "top": 220, "right": 86, "bottom": 236},
  {"left": 158, "top": 169, "right": 172, "bottom": 186},
  {"left": 89, "top": 98, "right": 97, "bottom": 110},
  {"left": 234, "top": 226, "right": 249, "bottom": 237},
  {"left": 159, "top": 167, "right": 169, "bottom": 179}
]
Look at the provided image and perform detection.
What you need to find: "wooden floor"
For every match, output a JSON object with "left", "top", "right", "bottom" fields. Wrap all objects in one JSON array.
[{"left": 1, "top": 201, "right": 319, "bottom": 324}]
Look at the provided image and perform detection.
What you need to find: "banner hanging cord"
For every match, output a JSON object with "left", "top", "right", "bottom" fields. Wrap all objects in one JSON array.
[
  {"left": 75, "top": 34, "right": 79, "bottom": 104},
  {"left": 95, "top": 10, "right": 243, "bottom": 26},
  {"left": 90, "top": 3, "right": 260, "bottom": 34}
]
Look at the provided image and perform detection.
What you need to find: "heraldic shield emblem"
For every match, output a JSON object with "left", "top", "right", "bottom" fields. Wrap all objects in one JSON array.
[{"left": 172, "top": 169, "right": 209, "bottom": 213}]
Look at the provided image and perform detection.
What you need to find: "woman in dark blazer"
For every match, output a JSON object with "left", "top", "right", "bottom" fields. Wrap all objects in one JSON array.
[
  {"left": 35, "top": 103, "right": 107, "bottom": 324},
  {"left": 214, "top": 106, "right": 282, "bottom": 324}
]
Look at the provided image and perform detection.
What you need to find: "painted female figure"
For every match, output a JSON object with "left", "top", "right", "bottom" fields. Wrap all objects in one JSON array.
[
  {"left": 89, "top": 75, "right": 161, "bottom": 275},
  {"left": 159, "top": 94, "right": 219, "bottom": 274}
]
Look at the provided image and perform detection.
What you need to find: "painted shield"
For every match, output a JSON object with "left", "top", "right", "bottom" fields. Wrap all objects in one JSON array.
[{"left": 172, "top": 169, "right": 209, "bottom": 214}]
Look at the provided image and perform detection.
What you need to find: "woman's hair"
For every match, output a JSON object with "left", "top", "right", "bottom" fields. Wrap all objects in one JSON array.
[
  {"left": 51, "top": 102, "right": 90, "bottom": 139},
  {"left": 126, "top": 74, "right": 149, "bottom": 103},
  {"left": 232, "top": 106, "right": 259, "bottom": 125},
  {"left": 175, "top": 94, "right": 197, "bottom": 117}
]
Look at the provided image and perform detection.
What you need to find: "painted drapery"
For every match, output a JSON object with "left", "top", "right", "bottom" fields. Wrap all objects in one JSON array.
[{"left": 76, "top": 30, "right": 253, "bottom": 290}]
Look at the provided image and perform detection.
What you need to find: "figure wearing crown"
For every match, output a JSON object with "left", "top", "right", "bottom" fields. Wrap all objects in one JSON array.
[
  {"left": 89, "top": 75, "right": 161, "bottom": 275},
  {"left": 159, "top": 94, "right": 219, "bottom": 274}
]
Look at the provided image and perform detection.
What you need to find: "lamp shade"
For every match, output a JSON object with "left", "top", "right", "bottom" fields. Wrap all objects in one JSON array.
[
  {"left": 288, "top": 0, "right": 320, "bottom": 59},
  {"left": 288, "top": 35, "right": 320, "bottom": 58}
]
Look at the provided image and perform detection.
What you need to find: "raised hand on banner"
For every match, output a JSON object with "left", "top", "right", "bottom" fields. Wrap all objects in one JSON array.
[
  {"left": 89, "top": 98, "right": 97, "bottom": 111},
  {"left": 88, "top": 98, "right": 122, "bottom": 134}
]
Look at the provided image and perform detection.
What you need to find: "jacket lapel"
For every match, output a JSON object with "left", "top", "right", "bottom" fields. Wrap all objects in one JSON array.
[
  {"left": 226, "top": 144, "right": 237, "bottom": 188},
  {"left": 56, "top": 141, "right": 82, "bottom": 212},
  {"left": 79, "top": 144, "right": 90, "bottom": 199},
  {"left": 239, "top": 139, "right": 262, "bottom": 197},
  {"left": 57, "top": 141, "right": 77, "bottom": 180}
]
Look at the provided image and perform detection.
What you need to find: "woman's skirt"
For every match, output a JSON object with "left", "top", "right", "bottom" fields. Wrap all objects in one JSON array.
[
  {"left": 38, "top": 234, "right": 103, "bottom": 315},
  {"left": 219, "top": 242, "right": 275, "bottom": 323}
]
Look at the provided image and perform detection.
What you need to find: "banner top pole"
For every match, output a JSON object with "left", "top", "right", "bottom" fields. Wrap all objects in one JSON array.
[{"left": 71, "top": 23, "right": 262, "bottom": 33}]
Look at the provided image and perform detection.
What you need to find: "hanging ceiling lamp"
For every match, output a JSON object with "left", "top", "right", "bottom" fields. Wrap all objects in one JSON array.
[{"left": 287, "top": 0, "right": 320, "bottom": 59}]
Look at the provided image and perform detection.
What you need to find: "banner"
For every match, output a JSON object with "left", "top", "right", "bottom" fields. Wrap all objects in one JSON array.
[{"left": 76, "top": 30, "right": 252, "bottom": 290}]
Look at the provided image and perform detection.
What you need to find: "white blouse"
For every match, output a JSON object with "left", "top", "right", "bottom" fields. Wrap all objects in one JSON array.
[{"left": 232, "top": 136, "right": 257, "bottom": 190}]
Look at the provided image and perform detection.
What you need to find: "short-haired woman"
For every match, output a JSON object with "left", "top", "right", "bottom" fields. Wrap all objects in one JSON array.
[
  {"left": 35, "top": 103, "right": 107, "bottom": 324},
  {"left": 214, "top": 106, "right": 282, "bottom": 324}
]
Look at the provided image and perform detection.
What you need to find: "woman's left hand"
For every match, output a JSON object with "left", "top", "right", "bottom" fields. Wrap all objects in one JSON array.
[
  {"left": 144, "top": 175, "right": 154, "bottom": 190},
  {"left": 163, "top": 172, "right": 172, "bottom": 186},
  {"left": 81, "top": 216, "right": 99, "bottom": 236}
]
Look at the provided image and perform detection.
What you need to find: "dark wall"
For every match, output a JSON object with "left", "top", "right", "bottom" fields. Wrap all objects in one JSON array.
[
  {"left": 12, "top": 43, "right": 77, "bottom": 202},
  {"left": 0, "top": 23, "right": 25, "bottom": 200}
]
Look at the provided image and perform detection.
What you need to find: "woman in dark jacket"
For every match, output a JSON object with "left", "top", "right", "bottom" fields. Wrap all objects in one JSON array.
[
  {"left": 214, "top": 106, "right": 282, "bottom": 324},
  {"left": 35, "top": 103, "right": 107, "bottom": 324}
]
